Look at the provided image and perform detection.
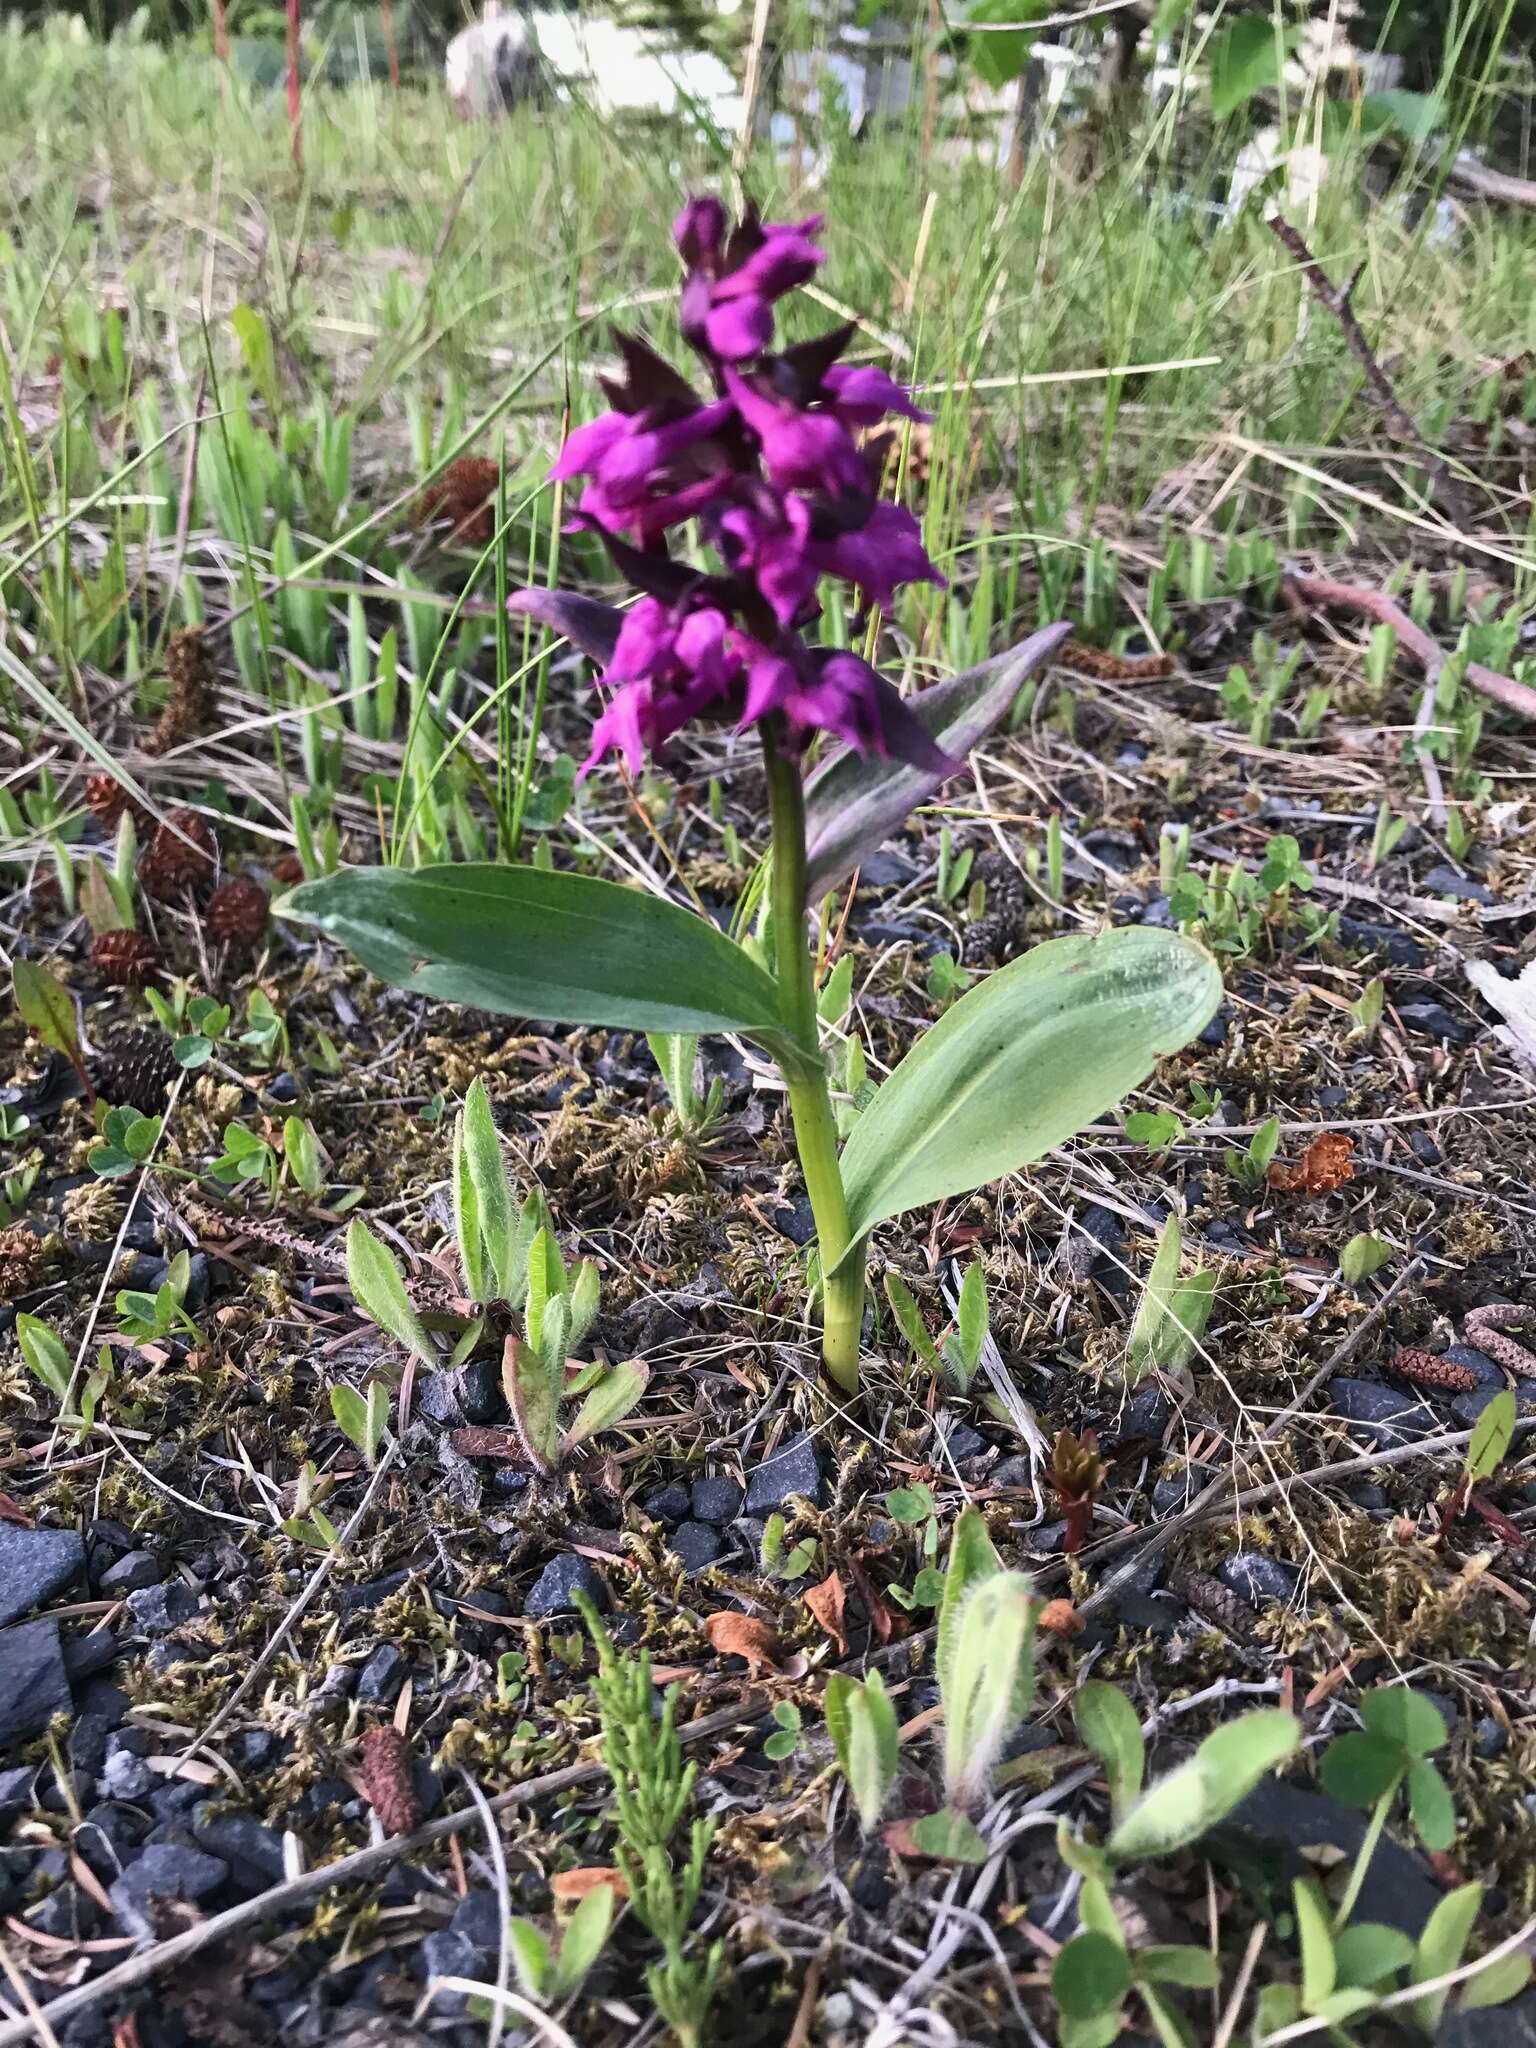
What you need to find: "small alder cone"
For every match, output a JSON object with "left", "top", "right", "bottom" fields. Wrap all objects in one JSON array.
[
  {"left": 139, "top": 809, "right": 217, "bottom": 898},
  {"left": 83, "top": 772, "right": 152, "bottom": 835},
  {"left": 359, "top": 1725, "right": 421, "bottom": 1836},
  {"left": 145, "top": 626, "right": 216, "bottom": 755},
  {"left": 1389, "top": 1346, "right": 1479, "bottom": 1393},
  {"left": 94, "top": 1029, "right": 179, "bottom": 1114},
  {"left": 91, "top": 930, "right": 162, "bottom": 989},
  {"left": 418, "top": 456, "right": 500, "bottom": 546},
  {"left": 271, "top": 853, "right": 305, "bottom": 887},
  {"left": 0, "top": 1226, "right": 47, "bottom": 1302},
  {"left": 205, "top": 879, "right": 270, "bottom": 950}
]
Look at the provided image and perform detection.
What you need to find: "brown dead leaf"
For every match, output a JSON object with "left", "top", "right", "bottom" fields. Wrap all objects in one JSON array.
[
  {"left": 1038, "top": 1599, "right": 1084, "bottom": 1638},
  {"left": 882, "top": 1816, "right": 926, "bottom": 1860},
  {"left": 1267, "top": 1131, "right": 1354, "bottom": 1194},
  {"left": 847, "top": 1556, "right": 894, "bottom": 1643},
  {"left": 804, "top": 1570, "right": 848, "bottom": 1653},
  {"left": 0, "top": 1490, "right": 33, "bottom": 1527},
  {"left": 551, "top": 1867, "right": 629, "bottom": 1904},
  {"left": 703, "top": 1611, "right": 780, "bottom": 1674}
]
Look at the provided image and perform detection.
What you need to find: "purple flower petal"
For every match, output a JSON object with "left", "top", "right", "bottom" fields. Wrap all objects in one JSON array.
[
  {"left": 705, "top": 294, "right": 775, "bottom": 362},
  {"left": 716, "top": 222, "right": 825, "bottom": 301},
  {"left": 674, "top": 195, "right": 726, "bottom": 267},
  {"left": 723, "top": 369, "right": 867, "bottom": 496},
  {"left": 507, "top": 589, "right": 623, "bottom": 665},
  {"left": 811, "top": 501, "right": 946, "bottom": 608},
  {"left": 550, "top": 411, "right": 626, "bottom": 482},
  {"left": 822, "top": 363, "right": 929, "bottom": 429}
]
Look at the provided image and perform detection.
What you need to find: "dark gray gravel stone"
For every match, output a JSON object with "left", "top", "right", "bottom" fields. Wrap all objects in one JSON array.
[
  {"left": 670, "top": 1522, "right": 725, "bottom": 1573},
  {"left": 416, "top": 1374, "right": 463, "bottom": 1427},
  {"left": 99, "top": 1551, "right": 162, "bottom": 1597},
  {"left": 743, "top": 1433, "right": 824, "bottom": 1513},
  {"left": 450, "top": 1888, "right": 504, "bottom": 1957},
  {"left": 125, "top": 1582, "right": 199, "bottom": 1636},
  {"left": 1328, "top": 1379, "right": 1440, "bottom": 1446},
  {"left": 192, "top": 1805, "right": 284, "bottom": 1892},
  {"left": 1337, "top": 916, "right": 1426, "bottom": 969},
  {"left": 1439, "top": 1991, "right": 1536, "bottom": 2048},
  {"left": 457, "top": 1358, "right": 505, "bottom": 1425},
  {"left": 1443, "top": 1344, "right": 1505, "bottom": 1388},
  {"left": 1151, "top": 1463, "right": 1215, "bottom": 1516},
  {"left": 523, "top": 1555, "right": 606, "bottom": 1620},
  {"left": 1396, "top": 999, "right": 1474, "bottom": 1043},
  {"left": 1453, "top": 1381, "right": 1536, "bottom": 1427},
  {"left": 1424, "top": 863, "right": 1495, "bottom": 905},
  {"left": 1217, "top": 1553, "right": 1300, "bottom": 1606},
  {"left": 1104, "top": 1385, "right": 1174, "bottom": 1448},
  {"left": 416, "top": 1929, "right": 478, "bottom": 2012},
  {"left": 61, "top": 1628, "right": 120, "bottom": 1685},
  {"left": 938, "top": 1422, "right": 987, "bottom": 1464},
  {"left": 690, "top": 1477, "right": 743, "bottom": 1525},
  {"left": 101, "top": 1752, "right": 154, "bottom": 1801},
  {"left": 357, "top": 1642, "right": 409, "bottom": 1707},
  {"left": 644, "top": 1482, "right": 691, "bottom": 1524},
  {"left": 0, "top": 1618, "right": 72, "bottom": 1748},
  {"left": 1214, "top": 1781, "right": 1440, "bottom": 1937},
  {"left": 0, "top": 1526, "right": 85, "bottom": 1628},
  {"left": 109, "top": 1842, "right": 228, "bottom": 1939},
  {"left": 0, "top": 1767, "right": 34, "bottom": 1814}
]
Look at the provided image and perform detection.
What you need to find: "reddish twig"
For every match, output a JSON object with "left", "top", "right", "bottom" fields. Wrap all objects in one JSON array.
[
  {"left": 1267, "top": 215, "right": 1423, "bottom": 447},
  {"left": 1283, "top": 573, "right": 1536, "bottom": 722}
]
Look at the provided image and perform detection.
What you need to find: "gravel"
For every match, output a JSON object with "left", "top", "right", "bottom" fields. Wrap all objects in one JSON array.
[
  {"left": 523, "top": 1554, "right": 606, "bottom": 1619},
  {"left": 743, "top": 1432, "right": 824, "bottom": 1513},
  {"left": 0, "top": 1525, "right": 85, "bottom": 1628},
  {"left": 0, "top": 1617, "right": 72, "bottom": 1748}
]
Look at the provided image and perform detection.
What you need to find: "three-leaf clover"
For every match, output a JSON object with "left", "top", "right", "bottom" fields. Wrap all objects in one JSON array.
[{"left": 1320, "top": 1688, "right": 1454, "bottom": 1851}]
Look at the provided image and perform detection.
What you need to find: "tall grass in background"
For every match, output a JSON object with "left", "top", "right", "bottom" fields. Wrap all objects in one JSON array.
[{"left": 1, "top": 0, "right": 1534, "bottom": 868}]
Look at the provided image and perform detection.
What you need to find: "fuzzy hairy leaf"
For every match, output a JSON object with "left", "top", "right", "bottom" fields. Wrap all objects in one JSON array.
[
  {"left": 14, "top": 959, "right": 79, "bottom": 1060},
  {"left": 552, "top": 1880, "right": 615, "bottom": 1997},
  {"left": 1126, "top": 1215, "right": 1215, "bottom": 1379},
  {"left": 941, "top": 1572, "right": 1037, "bottom": 1811},
  {"left": 16, "top": 1314, "right": 72, "bottom": 1403},
  {"left": 834, "top": 930, "right": 1221, "bottom": 1262},
  {"left": 883, "top": 1273, "right": 940, "bottom": 1371},
  {"left": 345, "top": 1220, "right": 437, "bottom": 1369},
  {"left": 826, "top": 1670, "right": 899, "bottom": 1834},
  {"left": 908, "top": 1806, "right": 989, "bottom": 1862},
  {"left": 1052, "top": 1933, "right": 1131, "bottom": 2020},
  {"left": 1410, "top": 1883, "right": 1483, "bottom": 2034},
  {"left": 503, "top": 1333, "right": 561, "bottom": 1472},
  {"left": 281, "top": 863, "right": 786, "bottom": 1042},
  {"left": 1107, "top": 1710, "right": 1300, "bottom": 1863},
  {"left": 563, "top": 1359, "right": 649, "bottom": 1453},
  {"left": 458, "top": 1077, "right": 519, "bottom": 1302}
]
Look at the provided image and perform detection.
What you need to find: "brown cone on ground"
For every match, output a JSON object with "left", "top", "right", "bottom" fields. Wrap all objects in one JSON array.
[
  {"left": 83, "top": 773, "right": 152, "bottom": 835},
  {"left": 93, "top": 1029, "right": 179, "bottom": 1113},
  {"left": 90, "top": 930, "right": 162, "bottom": 989},
  {"left": 145, "top": 626, "right": 216, "bottom": 755},
  {"left": 359, "top": 1725, "right": 421, "bottom": 1836},
  {"left": 138, "top": 809, "right": 217, "bottom": 898},
  {"left": 205, "top": 878, "right": 270, "bottom": 951},
  {"left": 418, "top": 456, "right": 500, "bottom": 546},
  {"left": 0, "top": 1226, "right": 47, "bottom": 1302}
]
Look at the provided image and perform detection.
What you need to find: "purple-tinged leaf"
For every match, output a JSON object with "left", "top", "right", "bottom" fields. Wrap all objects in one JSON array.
[
  {"left": 507, "top": 590, "right": 623, "bottom": 666},
  {"left": 803, "top": 621, "right": 1074, "bottom": 903}
]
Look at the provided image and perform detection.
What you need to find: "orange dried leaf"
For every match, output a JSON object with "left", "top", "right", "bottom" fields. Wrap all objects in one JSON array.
[
  {"left": 551, "top": 1867, "right": 629, "bottom": 1904},
  {"left": 1268, "top": 1132, "right": 1354, "bottom": 1195},
  {"left": 804, "top": 1570, "right": 848, "bottom": 1652},
  {"left": 703, "top": 1611, "right": 780, "bottom": 1673}
]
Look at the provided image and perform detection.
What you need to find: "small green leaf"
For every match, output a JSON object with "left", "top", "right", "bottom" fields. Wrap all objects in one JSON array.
[
  {"left": 552, "top": 1880, "right": 615, "bottom": 1997},
  {"left": 1209, "top": 14, "right": 1301, "bottom": 119},
  {"left": 1319, "top": 1729, "right": 1405, "bottom": 1808},
  {"left": 459, "top": 1076, "right": 519, "bottom": 1302},
  {"left": 1458, "top": 1948, "right": 1533, "bottom": 2011},
  {"left": 1407, "top": 1758, "right": 1456, "bottom": 1851},
  {"left": 17, "top": 1314, "right": 72, "bottom": 1403},
  {"left": 1339, "top": 1232, "right": 1393, "bottom": 1285},
  {"left": 1332, "top": 1922, "right": 1414, "bottom": 1989},
  {"left": 1125, "top": 1110, "right": 1182, "bottom": 1152},
  {"left": 884, "top": 1273, "right": 941, "bottom": 1372},
  {"left": 827, "top": 1669, "right": 899, "bottom": 1834},
  {"left": 1052, "top": 1932, "right": 1131, "bottom": 2019},
  {"left": 503, "top": 1334, "right": 561, "bottom": 1474},
  {"left": 1467, "top": 1389, "right": 1517, "bottom": 1485},
  {"left": 886, "top": 1484, "right": 937, "bottom": 1525},
  {"left": 1073, "top": 1681, "right": 1145, "bottom": 1825},
  {"left": 506, "top": 1918, "right": 552, "bottom": 2003},
  {"left": 562, "top": 1359, "right": 649, "bottom": 1453},
  {"left": 283, "top": 1116, "right": 324, "bottom": 1198},
  {"left": 908, "top": 1806, "right": 989, "bottom": 1864},
  {"left": 1411, "top": 1884, "right": 1483, "bottom": 2034},
  {"left": 1294, "top": 1878, "right": 1337, "bottom": 2008},
  {"left": 345, "top": 1219, "right": 437, "bottom": 1370},
  {"left": 1360, "top": 1687, "right": 1448, "bottom": 1758},
  {"left": 941, "top": 1572, "right": 1036, "bottom": 1811},
  {"left": 956, "top": 1260, "right": 987, "bottom": 1377},
  {"left": 14, "top": 959, "right": 80, "bottom": 1060},
  {"left": 1135, "top": 1946, "right": 1219, "bottom": 1990}
]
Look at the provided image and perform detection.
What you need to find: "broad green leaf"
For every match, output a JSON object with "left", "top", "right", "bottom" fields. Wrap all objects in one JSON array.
[
  {"left": 552, "top": 1880, "right": 614, "bottom": 1996},
  {"left": 1318, "top": 1989, "right": 1379, "bottom": 2023},
  {"left": 956, "top": 1260, "right": 987, "bottom": 1375},
  {"left": 1076, "top": 1872, "right": 1123, "bottom": 1943},
  {"left": 1136, "top": 1946, "right": 1220, "bottom": 1990},
  {"left": 330, "top": 1384, "right": 370, "bottom": 1456},
  {"left": 458, "top": 1077, "right": 518, "bottom": 1301},
  {"left": 1333, "top": 1922, "right": 1413, "bottom": 1989},
  {"left": 230, "top": 302, "right": 281, "bottom": 416},
  {"left": 1459, "top": 1948, "right": 1533, "bottom": 2011},
  {"left": 1410, "top": 1882, "right": 1482, "bottom": 2034},
  {"left": 281, "top": 863, "right": 785, "bottom": 1042},
  {"left": 283, "top": 1116, "right": 324, "bottom": 1197},
  {"left": 503, "top": 1333, "right": 561, "bottom": 1472},
  {"left": 523, "top": 1226, "right": 564, "bottom": 1361},
  {"left": 1468, "top": 1389, "right": 1517, "bottom": 1484},
  {"left": 1364, "top": 89, "right": 1442, "bottom": 147},
  {"left": 836, "top": 930, "right": 1221, "bottom": 1259},
  {"left": 802, "top": 624, "right": 1072, "bottom": 904},
  {"left": 1052, "top": 1932, "right": 1131, "bottom": 2020},
  {"left": 941, "top": 1572, "right": 1036, "bottom": 1812},
  {"left": 563, "top": 1359, "right": 649, "bottom": 1452},
  {"left": 1294, "top": 1878, "right": 1336, "bottom": 2008},
  {"left": 14, "top": 960, "right": 79, "bottom": 1060},
  {"left": 1073, "top": 1681, "right": 1144, "bottom": 1823},
  {"left": 1127, "top": 1216, "right": 1215, "bottom": 1379},
  {"left": 1107, "top": 1710, "right": 1299, "bottom": 1862},
  {"left": 345, "top": 1220, "right": 437, "bottom": 1369},
  {"left": 1319, "top": 1730, "right": 1404, "bottom": 1808},
  {"left": 1407, "top": 1758, "right": 1456, "bottom": 1851},
  {"left": 568, "top": 1260, "right": 601, "bottom": 1351},
  {"left": 964, "top": 0, "right": 1045, "bottom": 88},
  {"left": 1360, "top": 1687, "right": 1447, "bottom": 1758},
  {"left": 1209, "top": 15, "right": 1301, "bottom": 120},
  {"left": 908, "top": 1806, "right": 989, "bottom": 1863},
  {"left": 17, "top": 1314, "right": 72, "bottom": 1403},
  {"left": 452, "top": 1116, "right": 488, "bottom": 1303}
]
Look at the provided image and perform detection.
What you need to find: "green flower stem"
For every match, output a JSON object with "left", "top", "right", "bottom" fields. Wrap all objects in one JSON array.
[
  {"left": 1333, "top": 1775, "right": 1399, "bottom": 1931},
  {"left": 761, "top": 725, "right": 864, "bottom": 1395}
]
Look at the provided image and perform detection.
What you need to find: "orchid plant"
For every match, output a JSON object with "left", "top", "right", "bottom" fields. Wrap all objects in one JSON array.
[{"left": 283, "top": 195, "right": 1221, "bottom": 1394}]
